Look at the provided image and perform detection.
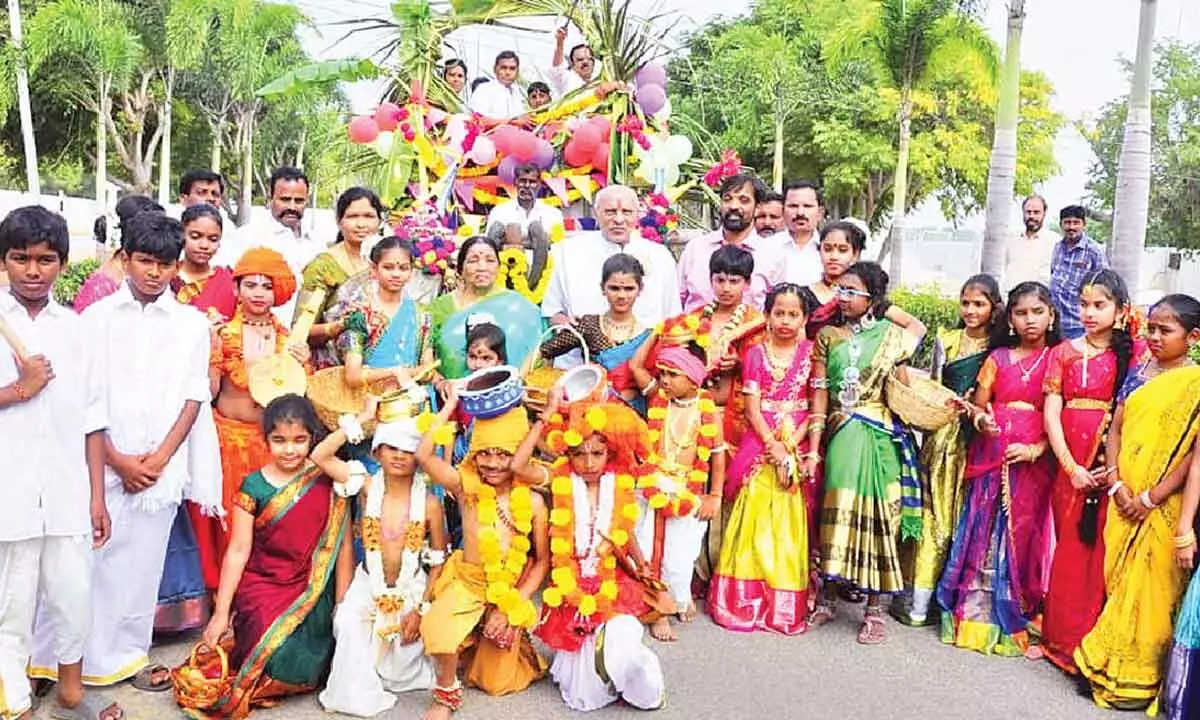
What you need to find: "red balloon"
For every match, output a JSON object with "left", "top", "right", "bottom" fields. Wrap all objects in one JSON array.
[
  {"left": 348, "top": 116, "right": 380, "bottom": 144},
  {"left": 374, "top": 102, "right": 402, "bottom": 131},
  {"left": 573, "top": 124, "right": 603, "bottom": 154},
  {"left": 591, "top": 142, "right": 610, "bottom": 175},
  {"left": 563, "top": 140, "right": 590, "bottom": 168}
]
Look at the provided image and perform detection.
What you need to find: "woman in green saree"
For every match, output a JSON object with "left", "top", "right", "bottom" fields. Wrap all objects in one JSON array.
[
  {"left": 809, "top": 262, "right": 926, "bottom": 645},
  {"left": 198, "top": 396, "right": 355, "bottom": 718},
  {"left": 425, "top": 236, "right": 542, "bottom": 387},
  {"left": 893, "top": 275, "right": 1001, "bottom": 626}
]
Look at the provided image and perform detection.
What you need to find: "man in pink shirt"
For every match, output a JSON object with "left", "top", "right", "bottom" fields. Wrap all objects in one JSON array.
[{"left": 676, "top": 173, "right": 784, "bottom": 311}]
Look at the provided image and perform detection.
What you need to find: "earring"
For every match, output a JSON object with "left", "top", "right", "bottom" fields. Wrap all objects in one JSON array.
[{"left": 1009, "top": 322, "right": 1015, "bottom": 335}]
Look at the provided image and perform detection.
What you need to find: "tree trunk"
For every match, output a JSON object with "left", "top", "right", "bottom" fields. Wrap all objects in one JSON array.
[
  {"left": 295, "top": 127, "right": 306, "bottom": 168},
  {"left": 979, "top": 0, "right": 1025, "bottom": 282},
  {"left": 210, "top": 118, "right": 223, "bottom": 174},
  {"left": 157, "top": 67, "right": 175, "bottom": 205},
  {"left": 887, "top": 86, "right": 913, "bottom": 284},
  {"left": 1110, "top": 0, "right": 1157, "bottom": 289},
  {"left": 9, "top": 0, "right": 39, "bottom": 195},
  {"left": 96, "top": 75, "right": 110, "bottom": 209},
  {"left": 772, "top": 82, "right": 784, "bottom": 192},
  {"left": 237, "top": 108, "right": 255, "bottom": 226}
]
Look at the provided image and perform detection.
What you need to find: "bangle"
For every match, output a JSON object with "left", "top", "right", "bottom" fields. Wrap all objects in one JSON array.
[
  {"left": 1175, "top": 530, "right": 1197, "bottom": 549},
  {"left": 1139, "top": 490, "right": 1158, "bottom": 510},
  {"left": 1106, "top": 480, "right": 1124, "bottom": 497},
  {"left": 11, "top": 381, "right": 28, "bottom": 401}
]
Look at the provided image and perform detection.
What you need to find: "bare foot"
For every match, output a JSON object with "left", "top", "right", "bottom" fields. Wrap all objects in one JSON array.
[
  {"left": 649, "top": 616, "right": 677, "bottom": 642},
  {"left": 678, "top": 602, "right": 697, "bottom": 624},
  {"left": 1024, "top": 645, "right": 1046, "bottom": 661},
  {"left": 422, "top": 702, "right": 454, "bottom": 720}
]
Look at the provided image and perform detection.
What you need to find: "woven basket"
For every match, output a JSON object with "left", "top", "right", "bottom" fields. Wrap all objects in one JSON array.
[
  {"left": 885, "top": 367, "right": 959, "bottom": 432},
  {"left": 307, "top": 366, "right": 393, "bottom": 432},
  {"left": 522, "top": 324, "right": 589, "bottom": 413},
  {"left": 171, "top": 641, "right": 233, "bottom": 712}
]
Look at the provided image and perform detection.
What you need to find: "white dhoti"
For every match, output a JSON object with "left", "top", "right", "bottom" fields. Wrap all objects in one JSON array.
[
  {"left": 32, "top": 488, "right": 175, "bottom": 685},
  {"left": 549, "top": 615, "right": 665, "bottom": 712},
  {"left": 634, "top": 499, "right": 707, "bottom": 608},
  {"left": 0, "top": 535, "right": 91, "bottom": 718},
  {"left": 319, "top": 566, "right": 434, "bottom": 718}
]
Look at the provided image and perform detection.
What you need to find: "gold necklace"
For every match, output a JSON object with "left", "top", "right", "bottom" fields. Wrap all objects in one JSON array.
[
  {"left": 664, "top": 402, "right": 699, "bottom": 458},
  {"left": 764, "top": 340, "right": 795, "bottom": 382},
  {"left": 600, "top": 313, "right": 638, "bottom": 343}
]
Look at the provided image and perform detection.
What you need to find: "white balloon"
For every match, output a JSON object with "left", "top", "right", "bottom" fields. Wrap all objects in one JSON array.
[
  {"left": 663, "top": 165, "right": 680, "bottom": 188},
  {"left": 373, "top": 131, "right": 395, "bottom": 157},
  {"left": 663, "top": 135, "right": 693, "bottom": 165}
]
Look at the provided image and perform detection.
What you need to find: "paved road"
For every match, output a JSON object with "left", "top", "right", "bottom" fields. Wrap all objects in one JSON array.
[{"left": 30, "top": 608, "right": 1112, "bottom": 720}]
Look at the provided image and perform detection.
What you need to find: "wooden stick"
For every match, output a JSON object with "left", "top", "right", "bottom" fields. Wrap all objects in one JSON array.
[{"left": 0, "top": 313, "right": 29, "bottom": 362}]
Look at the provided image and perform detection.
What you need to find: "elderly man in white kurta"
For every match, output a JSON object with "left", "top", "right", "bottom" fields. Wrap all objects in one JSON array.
[
  {"left": 542, "top": 185, "right": 681, "bottom": 366},
  {"left": 0, "top": 206, "right": 121, "bottom": 720},
  {"left": 31, "top": 213, "right": 222, "bottom": 691}
]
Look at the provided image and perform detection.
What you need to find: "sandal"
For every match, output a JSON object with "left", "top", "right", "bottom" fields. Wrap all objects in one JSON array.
[
  {"left": 808, "top": 602, "right": 837, "bottom": 628},
  {"left": 50, "top": 692, "right": 125, "bottom": 720},
  {"left": 857, "top": 613, "right": 888, "bottom": 645},
  {"left": 129, "top": 664, "right": 171, "bottom": 692}
]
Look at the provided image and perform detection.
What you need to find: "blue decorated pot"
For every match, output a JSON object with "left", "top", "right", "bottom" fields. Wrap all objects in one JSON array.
[{"left": 458, "top": 365, "right": 524, "bottom": 419}]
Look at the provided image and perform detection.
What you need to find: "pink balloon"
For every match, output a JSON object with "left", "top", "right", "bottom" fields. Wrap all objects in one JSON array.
[
  {"left": 468, "top": 135, "right": 496, "bottom": 165},
  {"left": 498, "top": 156, "right": 520, "bottom": 184},
  {"left": 573, "top": 124, "right": 603, "bottom": 155},
  {"left": 636, "top": 63, "right": 668, "bottom": 88},
  {"left": 588, "top": 115, "right": 612, "bottom": 138},
  {"left": 636, "top": 84, "right": 667, "bottom": 116},
  {"left": 492, "top": 125, "right": 521, "bottom": 155},
  {"left": 591, "top": 142, "right": 610, "bottom": 175},
  {"left": 563, "top": 140, "right": 590, "bottom": 168},
  {"left": 374, "top": 102, "right": 402, "bottom": 131},
  {"left": 426, "top": 107, "right": 449, "bottom": 126},
  {"left": 532, "top": 140, "right": 556, "bottom": 170},
  {"left": 510, "top": 131, "right": 540, "bottom": 163},
  {"left": 348, "top": 116, "right": 380, "bottom": 144}
]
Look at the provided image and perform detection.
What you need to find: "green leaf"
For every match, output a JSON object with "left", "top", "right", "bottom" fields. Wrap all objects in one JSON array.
[{"left": 256, "top": 58, "right": 382, "bottom": 98}]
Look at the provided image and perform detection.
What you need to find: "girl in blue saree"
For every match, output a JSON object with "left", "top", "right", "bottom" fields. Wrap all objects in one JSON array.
[{"left": 538, "top": 253, "right": 653, "bottom": 414}]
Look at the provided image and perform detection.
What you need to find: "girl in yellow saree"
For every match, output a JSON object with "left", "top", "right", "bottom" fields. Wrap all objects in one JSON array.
[{"left": 1077, "top": 295, "right": 1200, "bottom": 712}]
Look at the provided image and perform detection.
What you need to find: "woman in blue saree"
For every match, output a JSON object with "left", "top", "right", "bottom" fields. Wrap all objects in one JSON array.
[{"left": 537, "top": 253, "right": 653, "bottom": 413}]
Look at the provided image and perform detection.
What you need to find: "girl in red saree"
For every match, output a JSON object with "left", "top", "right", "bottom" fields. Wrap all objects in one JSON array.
[
  {"left": 1040, "top": 270, "right": 1143, "bottom": 673},
  {"left": 172, "top": 203, "right": 237, "bottom": 321},
  {"left": 195, "top": 395, "right": 354, "bottom": 718}
]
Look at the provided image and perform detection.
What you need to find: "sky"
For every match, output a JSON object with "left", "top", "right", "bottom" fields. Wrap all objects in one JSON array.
[{"left": 288, "top": 0, "right": 1200, "bottom": 228}]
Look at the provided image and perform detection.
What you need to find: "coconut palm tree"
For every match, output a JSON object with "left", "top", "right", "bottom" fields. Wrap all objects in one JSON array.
[
  {"left": 979, "top": 0, "right": 1025, "bottom": 280},
  {"left": 6, "top": 0, "right": 39, "bottom": 194},
  {"left": 823, "top": 0, "right": 997, "bottom": 284},
  {"left": 26, "top": 0, "right": 142, "bottom": 206},
  {"left": 1109, "top": 0, "right": 1158, "bottom": 288}
]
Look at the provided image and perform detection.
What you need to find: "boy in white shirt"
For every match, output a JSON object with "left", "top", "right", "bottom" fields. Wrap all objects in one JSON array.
[
  {"left": 0, "top": 206, "right": 123, "bottom": 720},
  {"left": 30, "top": 211, "right": 222, "bottom": 693}
]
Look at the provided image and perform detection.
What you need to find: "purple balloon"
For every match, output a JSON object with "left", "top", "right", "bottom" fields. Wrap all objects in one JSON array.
[
  {"left": 636, "top": 83, "right": 667, "bottom": 116},
  {"left": 532, "top": 140, "right": 556, "bottom": 170},
  {"left": 636, "top": 63, "right": 668, "bottom": 89},
  {"left": 498, "top": 156, "right": 520, "bottom": 184}
]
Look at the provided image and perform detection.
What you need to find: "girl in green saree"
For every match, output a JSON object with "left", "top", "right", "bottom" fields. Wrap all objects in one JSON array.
[
  {"left": 809, "top": 262, "right": 926, "bottom": 645},
  {"left": 893, "top": 274, "right": 1002, "bottom": 626}
]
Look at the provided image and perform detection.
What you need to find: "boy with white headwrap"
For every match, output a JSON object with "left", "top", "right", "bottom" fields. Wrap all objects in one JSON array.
[{"left": 315, "top": 418, "right": 448, "bottom": 717}]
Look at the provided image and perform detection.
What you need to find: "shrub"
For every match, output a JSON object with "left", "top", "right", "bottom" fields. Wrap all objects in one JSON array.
[
  {"left": 890, "top": 285, "right": 961, "bottom": 369},
  {"left": 53, "top": 257, "right": 100, "bottom": 308}
]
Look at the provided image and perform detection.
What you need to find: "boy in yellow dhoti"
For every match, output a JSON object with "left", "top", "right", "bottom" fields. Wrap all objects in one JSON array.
[{"left": 414, "top": 393, "right": 549, "bottom": 720}]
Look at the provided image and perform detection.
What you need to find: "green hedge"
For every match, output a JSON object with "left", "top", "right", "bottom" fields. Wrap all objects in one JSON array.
[
  {"left": 53, "top": 257, "right": 100, "bottom": 309},
  {"left": 890, "top": 286, "right": 961, "bottom": 370}
]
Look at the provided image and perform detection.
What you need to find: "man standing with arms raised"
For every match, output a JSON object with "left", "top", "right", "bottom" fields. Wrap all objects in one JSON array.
[
  {"left": 549, "top": 25, "right": 596, "bottom": 97},
  {"left": 1004, "top": 194, "right": 1059, "bottom": 286},
  {"left": 676, "top": 173, "right": 784, "bottom": 311},
  {"left": 777, "top": 180, "right": 825, "bottom": 287}
]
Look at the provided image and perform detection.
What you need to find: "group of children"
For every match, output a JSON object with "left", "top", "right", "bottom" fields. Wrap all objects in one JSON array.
[{"left": 5, "top": 196, "right": 1200, "bottom": 720}]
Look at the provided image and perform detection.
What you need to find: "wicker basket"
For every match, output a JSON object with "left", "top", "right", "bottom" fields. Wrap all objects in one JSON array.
[
  {"left": 171, "top": 641, "right": 233, "bottom": 712},
  {"left": 307, "top": 366, "right": 393, "bottom": 432},
  {"left": 885, "top": 367, "right": 959, "bottom": 432},
  {"left": 522, "top": 325, "right": 589, "bottom": 413}
]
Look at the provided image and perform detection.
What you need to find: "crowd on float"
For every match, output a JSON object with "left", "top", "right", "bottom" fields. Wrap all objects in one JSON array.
[{"left": 2, "top": 161, "right": 1200, "bottom": 720}]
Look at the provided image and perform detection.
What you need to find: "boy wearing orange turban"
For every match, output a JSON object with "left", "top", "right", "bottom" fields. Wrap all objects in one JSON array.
[
  {"left": 414, "top": 397, "right": 549, "bottom": 719},
  {"left": 191, "top": 248, "right": 310, "bottom": 590}
]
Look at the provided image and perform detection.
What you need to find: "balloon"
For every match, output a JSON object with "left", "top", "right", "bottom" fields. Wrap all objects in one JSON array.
[
  {"left": 498, "top": 156, "right": 520, "bottom": 184},
  {"left": 573, "top": 124, "right": 603, "bottom": 155},
  {"left": 636, "top": 63, "right": 668, "bottom": 89},
  {"left": 348, "top": 116, "right": 380, "bottom": 144},
  {"left": 662, "top": 135, "right": 693, "bottom": 165},
  {"left": 436, "top": 292, "right": 544, "bottom": 379},
  {"left": 563, "top": 140, "right": 590, "bottom": 168},
  {"left": 492, "top": 125, "right": 521, "bottom": 155},
  {"left": 426, "top": 107, "right": 449, "bottom": 127},
  {"left": 636, "top": 84, "right": 667, "bottom": 116},
  {"left": 374, "top": 102, "right": 402, "bottom": 131},
  {"left": 532, "top": 140, "right": 556, "bottom": 170},
  {"left": 591, "top": 142, "right": 610, "bottom": 175},
  {"left": 510, "top": 131, "right": 539, "bottom": 163},
  {"left": 468, "top": 135, "right": 496, "bottom": 165},
  {"left": 373, "top": 131, "right": 395, "bottom": 157},
  {"left": 588, "top": 115, "right": 612, "bottom": 139}
]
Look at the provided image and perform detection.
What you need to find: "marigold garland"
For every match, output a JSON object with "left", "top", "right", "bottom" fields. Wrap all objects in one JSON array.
[
  {"left": 641, "top": 390, "right": 719, "bottom": 518},
  {"left": 476, "top": 482, "right": 538, "bottom": 629},
  {"left": 496, "top": 247, "right": 555, "bottom": 305},
  {"left": 529, "top": 90, "right": 604, "bottom": 125},
  {"left": 541, "top": 463, "right": 640, "bottom": 621}
]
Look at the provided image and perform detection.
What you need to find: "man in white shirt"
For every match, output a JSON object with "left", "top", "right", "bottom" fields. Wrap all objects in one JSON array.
[
  {"left": 178, "top": 168, "right": 243, "bottom": 261},
  {"left": 548, "top": 25, "right": 596, "bottom": 97},
  {"left": 30, "top": 211, "right": 222, "bottom": 692},
  {"left": 676, "top": 173, "right": 784, "bottom": 311},
  {"left": 216, "top": 166, "right": 325, "bottom": 322},
  {"left": 469, "top": 51, "right": 528, "bottom": 122},
  {"left": 776, "top": 179, "right": 825, "bottom": 288},
  {"left": 0, "top": 207, "right": 123, "bottom": 720},
  {"left": 543, "top": 184, "right": 680, "bottom": 345},
  {"left": 1004, "top": 194, "right": 1059, "bottom": 287},
  {"left": 486, "top": 162, "right": 564, "bottom": 288}
]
